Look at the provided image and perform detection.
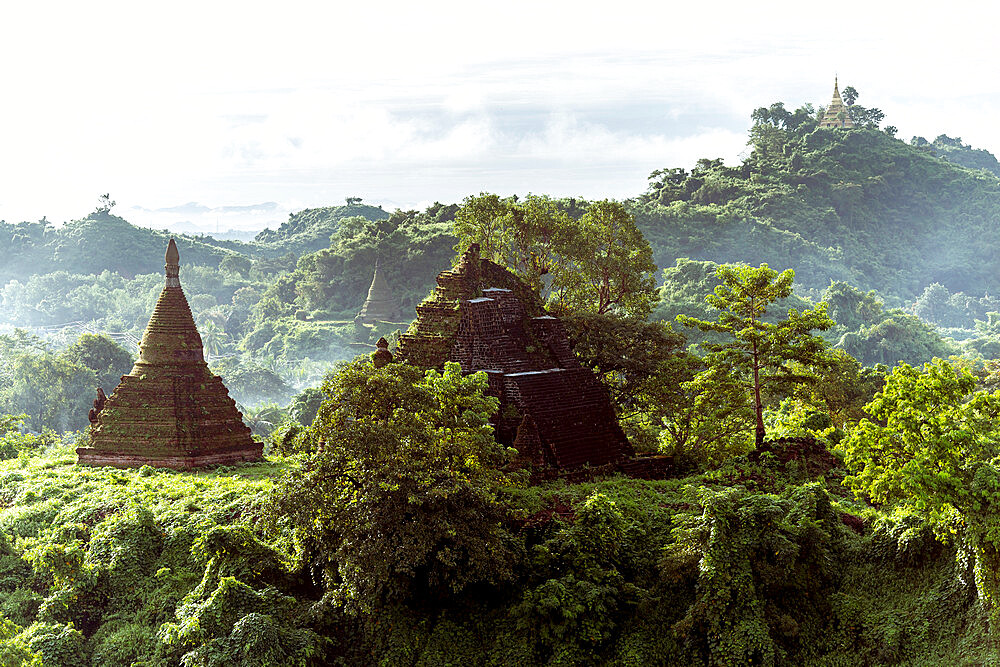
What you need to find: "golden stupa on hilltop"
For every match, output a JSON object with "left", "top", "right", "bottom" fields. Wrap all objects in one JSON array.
[{"left": 819, "top": 77, "right": 856, "bottom": 129}]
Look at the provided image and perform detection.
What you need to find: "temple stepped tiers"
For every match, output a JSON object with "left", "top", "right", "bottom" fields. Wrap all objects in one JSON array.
[
  {"left": 398, "top": 245, "right": 633, "bottom": 468},
  {"left": 819, "top": 77, "right": 856, "bottom": 129},
  {"left": 77, "top": 239, "right": 263, "bottom": 469}
]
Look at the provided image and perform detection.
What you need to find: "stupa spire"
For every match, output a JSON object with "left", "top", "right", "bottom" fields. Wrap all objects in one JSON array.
[
  {"left": 165, "top": 238, "right": 180, "bottom": 287},
  {"left": 355, "top": 253, "right": 401, "bottom": 325}
]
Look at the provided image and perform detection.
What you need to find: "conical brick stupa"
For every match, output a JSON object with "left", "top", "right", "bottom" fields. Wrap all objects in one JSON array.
[
  {"left": 355, "top": 258, "right": 400, "bottom": 324},
  {"left": 76, "top": 239, "right": 263, "bottom": 469}
]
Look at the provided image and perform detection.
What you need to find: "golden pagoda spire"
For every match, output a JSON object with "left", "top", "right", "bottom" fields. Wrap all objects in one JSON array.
[{"left": 819, "top": 75, "right": 855, "bottom": 129}]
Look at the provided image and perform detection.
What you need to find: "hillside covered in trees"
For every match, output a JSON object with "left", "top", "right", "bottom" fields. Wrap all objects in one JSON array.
[{"left": 5, "top": 96, "right": 1000, "bottom": 664}]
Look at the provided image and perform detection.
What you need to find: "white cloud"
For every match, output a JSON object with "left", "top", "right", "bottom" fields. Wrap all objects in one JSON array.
[{"left": 1, "top": 1, "right": 999, "bottom": 226}]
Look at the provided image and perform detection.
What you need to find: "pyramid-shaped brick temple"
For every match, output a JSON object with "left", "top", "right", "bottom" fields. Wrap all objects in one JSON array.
[
  {"left": 76, "top": 239, "right": 263, "bottom": 469},
  {"left": 398, "top": 245, "right": 633, "bottom": 469}
]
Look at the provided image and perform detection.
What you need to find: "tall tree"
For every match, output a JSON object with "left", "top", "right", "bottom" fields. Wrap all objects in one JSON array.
[
  {"left": 679, "top": 263, "right": 834, "bottom": 448},
  {"left": 454, "top": 196, "right": 656, "bottom": 317},
  {"left": 549, "top": 200, "right": 657, "bottom": 317},
  {"left": 454, "top": 193, "right": 572, "bottom": 291},
  {"left": 62, "top": 333, "right": 134, "bottom": 394},
  {"left": 841, "top": 85, "right": 859, "bottom": 107},
  {"left": 3, "top": 352, "right": 97, "bottom": 431},
  {"left": 454, "top": 193, "right": 516, "bottom": 264}
]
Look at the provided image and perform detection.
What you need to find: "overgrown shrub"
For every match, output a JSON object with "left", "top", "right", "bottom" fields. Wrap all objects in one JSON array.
[
  {"left": 158, "top": 576, "right": 324, "bottom": 666},
  {"left": 513, "top": 493, "right": 643, "bottom": 663},
  {"left": 0, "top": 616, "right": 42, "bottom": 666},
  {"left": 20, "top": 622, "right": 86, "bottom": 667},
  {"left": 662, "top": 484, "right": 843, "bottom": 665}
]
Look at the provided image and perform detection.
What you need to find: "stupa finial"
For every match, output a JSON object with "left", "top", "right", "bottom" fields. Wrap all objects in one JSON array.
[{"left": 165, "top": 238, "right": 180, "bottom": 287}]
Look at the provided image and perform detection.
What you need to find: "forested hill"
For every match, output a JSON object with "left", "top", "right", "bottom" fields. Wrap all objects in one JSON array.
[
  {"left": 253, "top": 202, "right": 389, "bottom": 256},
  {"left": 635, "top": 118, "right": 1000, "bottom": 302},
  {"left": 916, "top": 133, "right": 1000, "bottom": 176},
  {"left": 0, "top": 211, "right": 244, "bottom": 284}
]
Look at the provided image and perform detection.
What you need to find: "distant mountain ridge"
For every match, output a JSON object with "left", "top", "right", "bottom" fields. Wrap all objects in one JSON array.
[
  {"left": 911, "top": 133, "right": 1000, "bottom": 177},
  {"left": 5, "top": 120, "right": 1000, "bottom": 311},
  {"left": 0, "top": 212, "right": 242, "bottom": 283}
]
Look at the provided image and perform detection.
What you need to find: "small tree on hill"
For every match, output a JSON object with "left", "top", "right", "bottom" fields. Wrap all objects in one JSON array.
[
  {"left": 841, "top": 86, "right": 859, "bottom": 107},
  {"left": 95, "top": 193, "right": 116, "bottom": 215},
  {"left": 679, "top": 263, "right": 834, "bottom": 448}
]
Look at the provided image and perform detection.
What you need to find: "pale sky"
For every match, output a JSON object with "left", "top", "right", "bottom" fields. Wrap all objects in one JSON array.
[{"left": 2, "top": 1, "right": 1000, "bottom": 232}]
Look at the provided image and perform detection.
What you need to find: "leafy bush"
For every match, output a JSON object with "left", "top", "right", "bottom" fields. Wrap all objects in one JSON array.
[
  {"left": 158, "top": 577, "right": 323, "bottom": 666},
  {"left": 0, "top": 616, "right": 42, "bottom": 667},
  {"left": 88, "top": 620, "right": 155, "bottom": 667},
  {"left": 662, "top": 484, "right": 843, "bottom": 665},
  {"left": 89, "top": 505, "right": 164, "bottom": 593},
  {"left": 513, "top": 493, "right": 642, "bottom": 663},
  {"left": 269, "top": 359, "right": 520, "bottom": 613},
  {"left": 20, "top": 622, "right": 86, "bottom": 667}
]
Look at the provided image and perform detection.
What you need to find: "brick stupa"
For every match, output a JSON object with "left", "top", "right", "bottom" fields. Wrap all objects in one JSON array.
[
  {"left": 355, "top": 258, "right": 400, "bottom": 324},
  {"left": 76, "top": 239, "right": 263, "bottom": 469},
  {"left": 398, "top": 245, "right": 633, "bottom": 468}
]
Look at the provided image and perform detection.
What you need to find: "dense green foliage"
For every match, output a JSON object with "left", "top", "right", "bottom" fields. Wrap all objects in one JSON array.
[
  {"left": 0, "top": 332, "right": 98, "bottom": 432},
  {"left": 253, "top": 202, "right": 391, "bottom": 257},
  {"left": 0, "top": 211, "right": 242, "bottom": 287},
  {"left": 455, "top": 195, "right": 657, "bottom": 317},
  {"left": 61, "top": 335, "right": 134, "bottom": 396},
  {"left": 0, "top": 443, "right": 326, "bottom": 666},
  {"left": 269, "top": 359, "right": 519, "bottom": 614},
  {"left": 912, "top": 134, "right": 1000, "bottom": 176},
  {"left": 562, "top": 313, "right": 688, "bottom": 452},
  {"left": 842, "top": 359, "right": 1000, "bottom": 632},
  {"left": 1, "top": 442, "right": 996, "bottom": 665}
]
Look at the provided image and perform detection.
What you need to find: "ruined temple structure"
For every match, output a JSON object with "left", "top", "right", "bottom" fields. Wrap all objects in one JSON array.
[
  {"left": 76, "top": 239, "right": 262, "bottom": 469},
  {"left": 355, "top": 258, "right": 400, "bottom": 324},
  {"left": 398, "top": 245, "right": 633, "bottom": 468},
  {"left": 819, "top": 76, "right": 856, "bottom": 129}
]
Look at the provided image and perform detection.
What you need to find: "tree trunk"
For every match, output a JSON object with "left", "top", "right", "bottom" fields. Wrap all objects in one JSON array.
[{"left": 753, "top": 341, "right": 765, "bottom": 449}]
